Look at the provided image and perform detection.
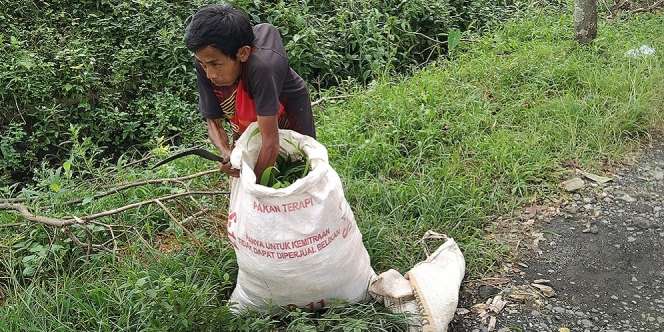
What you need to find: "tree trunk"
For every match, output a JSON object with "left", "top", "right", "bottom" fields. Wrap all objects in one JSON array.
[{"left": 574, "top": 0, "right": 598, "bottom": 44}]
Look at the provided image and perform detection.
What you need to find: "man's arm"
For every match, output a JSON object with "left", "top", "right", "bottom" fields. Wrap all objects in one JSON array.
[
  {"left": 253, "top": 115, "right": 280, "bottom": 181},
  {"left": 206, "top": 118, "right": 239, "bottom": 177},
  {"left": 206, "top": 118, "right": 232, "bottom": 158}
]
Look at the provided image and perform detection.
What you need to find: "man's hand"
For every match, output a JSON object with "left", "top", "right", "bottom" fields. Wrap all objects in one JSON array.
[
  {"left": 206, "top": 118, "right": 240, "bottom": 177},
  {"left": 219, "top": 161, "right": 240, "bottom": 177},
  {"left": 206, "top": 118, "right": 233, "bottom": 159}
]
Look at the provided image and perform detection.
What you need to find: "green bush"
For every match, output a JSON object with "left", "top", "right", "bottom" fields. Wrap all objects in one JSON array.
[{"left": 0, "top": 0, "right": 517, "bottom": 184}]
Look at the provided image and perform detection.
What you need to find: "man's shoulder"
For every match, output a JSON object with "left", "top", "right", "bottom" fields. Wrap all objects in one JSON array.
[
  {"left": 253, "top": 23, "right": 279, "bottom": 35},
  {"left": 252, "top": 23, "right": 285, "bottom": 55}
]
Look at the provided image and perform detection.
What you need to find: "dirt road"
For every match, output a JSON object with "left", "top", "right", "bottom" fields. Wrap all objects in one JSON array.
[{"left": 453, "top": 139, "right": 664, "bottom": 331}]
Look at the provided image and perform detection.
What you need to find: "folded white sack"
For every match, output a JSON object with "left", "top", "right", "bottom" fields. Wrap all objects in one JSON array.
[{"left": 370, "top": 235, "right": 465, "bottom": 332}]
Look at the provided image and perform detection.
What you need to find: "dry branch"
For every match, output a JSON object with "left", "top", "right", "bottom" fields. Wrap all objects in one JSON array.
[
  {"left": 311, "top": 94, "right": 352, "bottom": 107},
  {"left": 608, "top": 0, "right": 663, "bottom": 17},
  {"left": 63, "top": 226, "right": 111, "bottom": 253},
  {"left": 0, "top": 197, "right": 27, "bottom": 203},
  {"left": 155, "top": 200, "right": 207, "bottom": 252},
  {"left": 631, "top": 0, "right": 664, "bottom": 12},
  {"left": 0, "top": 203, "right": 79, "bottom": 227},
  {"left": 66, "top": 169, "right": 219, "bottom": 205},
  {"left": 1, "top": 191, "right": 228, "bottom": 228},
  {"left": 82, "top": 190, "right": 227, "bottom": 220},
  {"left": 2, "top": 190, "right": 227, "bottom": 255},
  {"left": 181, "top": 208, "right": 211, "bottom": 225},
  {"left": 0, "top": 223, "right": 24, "bottom": 228},
  {"left": 122, "top": 153, "right": 154, "bottom": 168}
]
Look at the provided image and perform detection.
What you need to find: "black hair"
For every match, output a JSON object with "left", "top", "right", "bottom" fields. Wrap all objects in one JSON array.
[{"left": 184, "top": 4, "right": 254, "bottom": 58}]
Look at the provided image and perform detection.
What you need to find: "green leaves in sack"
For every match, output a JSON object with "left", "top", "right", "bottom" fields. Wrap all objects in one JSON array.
[{"left": 259, "top": 152, "right": 311, "bottom": 189}]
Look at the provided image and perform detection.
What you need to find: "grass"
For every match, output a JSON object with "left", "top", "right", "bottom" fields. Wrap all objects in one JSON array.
[{"left": 2, "top": 8, "right": 664, "bottom": 331}]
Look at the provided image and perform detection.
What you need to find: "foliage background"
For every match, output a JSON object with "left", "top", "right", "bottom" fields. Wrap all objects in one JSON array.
[{"left": 0, "top": 0, "right": 517, "bottom": 184}]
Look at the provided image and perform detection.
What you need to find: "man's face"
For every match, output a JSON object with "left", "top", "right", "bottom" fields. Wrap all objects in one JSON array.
[{"left": 195, "top": 45, "right": 250, "bottom": 87}]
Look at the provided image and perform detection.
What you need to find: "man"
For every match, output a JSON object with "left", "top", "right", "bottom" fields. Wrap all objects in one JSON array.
[{"left": 184, "top": 4, "right": 316, "bottom": 180}]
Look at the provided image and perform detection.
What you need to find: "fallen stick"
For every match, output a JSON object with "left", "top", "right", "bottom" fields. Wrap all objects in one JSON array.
[
  {"left": 155, "top": 200, "right": 208, "bottom": 253},
  {"left": 311, "top": 94, "right": 352, "bottom": 107},
  {"left": 0, "top": 190, "right": 228, "bottom": 227},
  {"left": 181, "top": 208, "right": 211, "bottom": 225},
  {"left": 65, "top": 169, "right": 220, "bottom": 205},
  {"left": 0, "top": 203, "right": 77, "bottom": 227}
]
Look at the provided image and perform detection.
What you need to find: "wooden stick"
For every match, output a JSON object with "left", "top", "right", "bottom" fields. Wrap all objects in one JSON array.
[
  {"left": 63, "top": 227, "right": 111, "bottom": 253},
  {"left": 181, "top": 208, "right": 211, "bottom": 225},
  {"left": 0, "top": 223, "right": 24, "bottom": 228},
  {"left": 0, "top": 203, "right": 77, "bottom": 227},
  {"left": 122, "top": 153, "right": 154, "bottom": 168},
  {"left": 66, "top": 169, "right": 220, "bottom": 205},
  {"left": 155, "top": 199, "right": 207, "bottom": 252},
  {"left": 0, "top": 191, "right": 228, "bottom": 227},
  {"left": 631, "top": 0, "right": 664, "bottom": 13},
  {"left": 311, "top": 94, "right": 352, "bottom": 107},
  {"left": 0, "top": 197, "right": 27, "bottom": 203},
  {"left": 82, "top": 191, "right": 227, "bottom": 221}
]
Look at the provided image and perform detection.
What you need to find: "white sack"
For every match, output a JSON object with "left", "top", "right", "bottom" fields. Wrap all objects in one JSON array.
[{"left": 227, "top": 123, "right": 375, "bottom": 312}]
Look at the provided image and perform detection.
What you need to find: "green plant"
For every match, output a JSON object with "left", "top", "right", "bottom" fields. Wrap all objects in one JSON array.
[{"left": 259, "top": 153, "right": 311, "bottom": 189}]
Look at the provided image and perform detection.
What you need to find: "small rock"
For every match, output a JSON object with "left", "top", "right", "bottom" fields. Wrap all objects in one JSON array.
[
  {"left": 633, "top": 217, "right": 653, "bottom": 229},
  {"left": 579, "top": 318, "right": 593, "bottom": 327},
  {"left": 562, "top": 178, "right": 585, "bottom": 192},
  {"left": 533, "top": 279, "right": 551, "bottom": 285},
  {"left": 478, "top": 285, "right": 500, "bottom": 299},
  {"left": 559, "top": 328, "right": 571, "bottom": 332},
  {"left": 497, "top": 328, "right": 510, "bottom": 332},
  {"left": 611, "top": 295, "right": 619, "bottom": 300},
  {"left": 580, "top": 170, "right": 613, "bottom": 184},
  {"left": 634, "top": 203, "right": 653, "bottom": 214},
  {"left": 619, "top": 194, "right": 637, "bottom": 203},
  {"left": 565, "top": 205, "right": 579, "bottom": 214},
  {"left": 654, "top": 171, "right": 664, "bottom": 180},
  {"left": 531, "top": 283, "right": 556, "bottom": 297},
  {"left": 627, "top": 236, "right": 637, "bottom": 242},
  {"left": 553, "top": 306, "right": 566, "bottom": 314}
]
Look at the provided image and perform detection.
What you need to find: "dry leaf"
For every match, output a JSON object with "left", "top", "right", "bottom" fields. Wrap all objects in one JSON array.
[
  {"left": 488, "top": 316, "right": 497, "bottom": 331},
  {"left": 489, "top": 295, "right": 507, "bottom": 313},
  {"left": 456, "top": 308, "right": 470, "bottom": 315}
]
